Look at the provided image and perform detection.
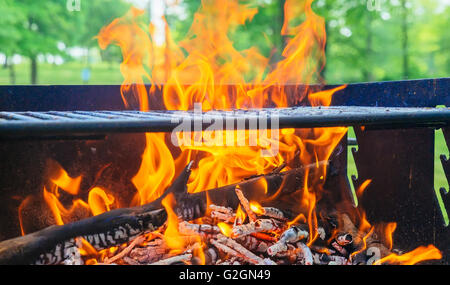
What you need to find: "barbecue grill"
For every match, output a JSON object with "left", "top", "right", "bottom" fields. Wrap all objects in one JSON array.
[
  {"left": 0, "top": 78, "right": 448, "bottom": 264},
  {"left": 0, "top": 107, "right": 449, "bottom": 139}
]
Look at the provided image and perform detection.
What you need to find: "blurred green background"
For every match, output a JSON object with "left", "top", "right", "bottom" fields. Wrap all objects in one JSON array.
[{"left": 0, "top": 0, "right": 448, "bottom": 85}]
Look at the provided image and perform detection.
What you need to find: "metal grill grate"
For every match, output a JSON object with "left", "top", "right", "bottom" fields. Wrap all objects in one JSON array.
[{"left": 0, "top": 106, "right": 449, "bottom": 139}]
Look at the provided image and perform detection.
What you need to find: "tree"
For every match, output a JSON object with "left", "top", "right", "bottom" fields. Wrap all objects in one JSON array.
[
  {"left": 400, "top": 0, "right": 410, "bottom": 79},
  {"left": 0, "top": 0, "right": 130, "bottom": 84},
  {"left": 0, "top": 0, "right": 25, "bottom": 84},
  {"left": 73, "top": 0, "right": 131, "bottom": 67},
  {"left": 11, "top": 0, "right": 72, "bottom": 84}
]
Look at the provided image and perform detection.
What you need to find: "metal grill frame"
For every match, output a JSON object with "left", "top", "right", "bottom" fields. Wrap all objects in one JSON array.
[
  {"left": 0, "top": 78, "right": 449, "bottom": 263},
  {"left": 0, "top": 107, "right": 449, "bottom": 139}
]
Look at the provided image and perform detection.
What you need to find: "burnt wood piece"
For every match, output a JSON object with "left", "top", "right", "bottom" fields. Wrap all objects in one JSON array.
[
  {"left": 0, "top": 107, "right": 449, "bottom": 139},
  {"left": 0, "top": 163, "right": 315, "bottom": 265}
]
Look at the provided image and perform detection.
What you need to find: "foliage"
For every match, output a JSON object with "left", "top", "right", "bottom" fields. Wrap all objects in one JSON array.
[
  {"left": 0, "top": 0, "right": 131, "bottom": 83},
  {"left": 0, "top": 0, "right": 448, "bottom": 84}
]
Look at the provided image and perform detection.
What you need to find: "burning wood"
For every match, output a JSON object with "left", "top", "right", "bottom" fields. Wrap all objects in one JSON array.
[
  {"left": 178, "top": 221, "right": 221, "bottom": 239},
  {"left": 0, "top": 161, "right": 443, "bottom": 265},
  {"left": 232, "top": 219, "right": 282, "bottom": 238},
  {"left": 128, "top": 239, "right": 167, "bottom": 264},
  {"left": 235, "top": 186, "right": 257, "bottom": 222},
  {"left": 65, "top": 187, "right": 438, "bottom": 265},
  {"left": 297, "top": 242, "right": 314, "bottom": 265},
  {"left": 104, "top": 235, "right": 145, "bottom": 264},
  {"left": 237, "top": 235, "right": 272, "bottom": 252},
  {"left": 253, "top": 206, "right": 288, "bottom": 221},
  {"left": 214, "top": 234, "right": 276, "bottom": 265},
  {"left": 209, "top": 205, "right": 235, "bottom": 223},
  {"left": 267, "top": 225, "right": 309, "bottom": 256},
  {"left": 150, "top": 253, "right": 192, "bottom": 265}
]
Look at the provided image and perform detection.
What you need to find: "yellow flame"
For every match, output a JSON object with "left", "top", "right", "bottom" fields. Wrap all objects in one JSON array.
[
  {"left": 235, "top": 204, "right": 247, "bottom": 223},
  {"left": 383, "top": 222, "right": 397, "bottom": 251},
  {"left": 49, "top": 161, "right": 82, "bottom": 196},
  {"left": 87, "top": 187, "right": 115, "bottom": 216},
  {"left": 374, "top": 245, "right": 442, "bottom": 265},
  {"left": 249, "top": 201, "right": 264, "bottom": 215},
  {"left": 217, "top": 222, "right": 233, "bottom": 238},
  {"left": 356, "top": 179, "right": 372, "bottom": 199},
  {"left": 161, "top": 193, "right": 185, "bottom": 250}
]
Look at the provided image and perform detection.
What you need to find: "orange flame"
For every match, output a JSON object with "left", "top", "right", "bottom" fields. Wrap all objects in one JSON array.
[
  {"left": 131, "top": 133, "right": 175, "bottom": 205},
  {"left": 350, "top": 226, "right": 374, "bottom": 259},
  {"left": 383, "top": 222, "right": 397, "bottom": 251},
  {"left": 96, "top": 0, "right": 347, "bottom": 210},
  {"left": 288, "top": 213, "right": 307, "bottom": 227},
  {"left": 356, "top": 179, "right": 372, "bottom": 199},
  {"left": 249, "top": 201, "right": 264, "bottom": 215},
  {"left": 87, "top": 187, "right": 115, "bottom": 216},
  {"left": 161, "top": 193, "right": 185, "bottom": 250},
  {"left": 235, "top": 205, "right": 247, "bottom": 224},
  {"left": 18, "top": 196, "right": 32, "bottom": 236},
  {"left": 20, "top": 0, "right": 352, "bottom": 263},
  {"left": 42, "top": 186, "right": 90, "bottom": 226},
  {"left": 49, "top": 161, "right": 82, "bottom": 196},
  {"left": 217, "top": 222, "right": 233, "bottom": 238},
  {"left": 374, "top": 245, "right": 442, "bottom": 265},
  {"left": 78, "top": 238, "right": 100, "bottom": 257},
  {"left": 15, "top": 1, "right": 441, "bottom": 267}
]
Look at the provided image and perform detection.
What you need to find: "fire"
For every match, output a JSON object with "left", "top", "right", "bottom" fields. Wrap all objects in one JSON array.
[
  {"left": 161, "top": 193, "right": 206, "bottom": 262},
  {"left": 383, "top": 222, "right": 397, "bottom": 251},
  {"left": 131, "top": 133, "right": 175, "bottom": 205},
  {"left": 17, "top": 196, "right": 32, "bottom": 236},
  {"left": 308, "top": 85, "right": 347, "bottom": 107},
  {"left": 16, "top": 0, "right": 442, "bottom": 266},
  {"left": 249, "top": 201, "right": 264, "bottom": 215},
  {"left": 287, "top": 213, "right": 307, "bottom": 227},
  {"left": 235, "top": 205, "right": 247, "bottom": 224},
  {"left": 42, "top": 186, "right": 90, "bottom": 226},
  {"left": 87, "top": 187, "right": 115, "bottom": 217},
  {"left": 350, "top": 227, "right": 374, "bottom": 259},
  {"left": 18, "top": 160, "right": 118, "bottom": 236},
  {"left": 217, "top": 222, "right": 233, "bottom": 238},
  {"left": 356, "top": 179, "right": 372, "bottom": 201},
  {"left": 49, "top": 161, "right": 82, "bottom": 196},
  {"left": 78, "top": 238, "right": 100, "bottom": 257},
  {"left": 96, "top": 1, "right": 350, "bottom": 264},
  {"left": 161, "top": 193, "right": 185, "bottom": 251},
  {"left": 95, "top": 0, "right": 347, "bottom": 207},
  {"left": 374, "top": 245, "right": 442, "bottom": 265}
]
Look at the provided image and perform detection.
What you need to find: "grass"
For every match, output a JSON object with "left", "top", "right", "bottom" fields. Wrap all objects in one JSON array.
[{"left": 0, "top": 61, "right": 124, "bottom": 85}]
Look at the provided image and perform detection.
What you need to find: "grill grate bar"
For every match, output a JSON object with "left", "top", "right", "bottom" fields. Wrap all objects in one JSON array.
[
  {"left": 0, "top": 112, "right": 42, "bottom": 122},
  {"left": 23, "top": 112, "right": 74, "bottom": 121},
  {"left": 0, "top": 106, "right": 449, "bottom": 139},
  {"left": 97, "top": 110, "right": 169, "bottom": 119},
  {"left": 45, "top": 111, "right": 109, "bottom": 121}
]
